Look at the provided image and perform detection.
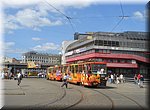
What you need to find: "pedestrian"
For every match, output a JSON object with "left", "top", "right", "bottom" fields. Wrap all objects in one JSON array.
[
  {"left": 139, "top": 75, "right": 144, "bottom": 88},
  {"left": 108, "top": 75, "right": 111, "bottom": 84},
  {"left": 17, "top": 71, "right": 22, "bottom": 86},
  {"left": 110, "top": 74, "right": 114, "bottom": 84},
  {"left": 8, "top": 72, "right": 12, "bottom": 80},
  {"left": 61, "top": 73, "right": 69, "bottom": 88},
  {"left": 1, "top": 71, "right": 5, "bottom": 79},
  {"left": 137, "top": 73, "right": 141, "bottom": 86},
  {"left": 116, "top": 74, "right": 120, "bottom": 84},
  {"left": 134, "top": 74, "right": 137, "bottom": 84},
  {"left": 119, "top": 74, "right": 124, "bottom": 83},
  {"left": 114, "top": 74, "right": 117, "bottom": 84}
]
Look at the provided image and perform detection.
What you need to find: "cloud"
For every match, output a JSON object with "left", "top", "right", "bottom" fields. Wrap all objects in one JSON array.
[
  {"left": 2, "top": 0, "right": 148, "bottom": 8},
  {"left": 4, "top": 49, "right": 26, "bottom": 54},
  {"left": 31, "top": 42, "right": 61, "bottom": 51},
  {"left": 5, "top": 42, "right": 15, "bottom": 49},
  {"left": 32, "top": 37, "right": 42, "bottom": 41},
  {"left": 2, "top": 0, "right": 41, "bottom": 8},
  {"left": 3, "top": 0, "right": 148, "bottom": 33},
  {"left": 3, "top": 42, "right": 27, "bottom": 54},
  {"left": 4, "top": 8, "right": 63, "bottom": 32},
  {"left": 133, "top": 11, "right": 146, "bottom": 21}
]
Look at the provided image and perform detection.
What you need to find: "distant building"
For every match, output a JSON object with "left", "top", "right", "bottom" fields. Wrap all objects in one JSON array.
[
  {"left": 22, "top": 51, "right": 61, "bottom": 65},
  {"left": 65, "top": 31, "right": 150, "bottom": 77},
  {"left": 61, "top": 40, "right": 76, "bottom": 64},
  {"left": 2, "top": 56, "right": 20, "bottom": 63}
]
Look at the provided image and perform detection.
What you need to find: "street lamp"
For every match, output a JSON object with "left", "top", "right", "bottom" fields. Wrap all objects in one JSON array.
[{"left": 59, "top": 52, "right": 62, "bottom": 65}]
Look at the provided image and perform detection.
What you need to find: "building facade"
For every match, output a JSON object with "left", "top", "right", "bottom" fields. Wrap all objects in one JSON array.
[
  {"left": 21, "top": 51, "right": 61, "bottom": 76},
  {"left": 64, "top": 31, "right": 149, "bottom": 77},
  {"left": 22, "top": 51, "right": 61, "bottom": 65},
  {"left": 2, "top": 56, "right": 20, "bottom": 63}
]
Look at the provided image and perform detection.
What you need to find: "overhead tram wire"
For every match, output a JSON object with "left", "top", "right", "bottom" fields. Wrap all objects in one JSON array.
[
  {"left": 110, "top": 1, "right": 129, "bottom": 32},
  {"left": 44, "top": 0, "right": 77, "bottom": 33}
]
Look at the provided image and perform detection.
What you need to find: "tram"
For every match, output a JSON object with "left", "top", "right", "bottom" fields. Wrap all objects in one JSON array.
[
  {"left": 68, "top": 62, "right": 108, "bottom": 87},
  {"left": 46, "top": 62, "right": 108, "bottom": 87},
  {"left": 46, "top": 65, "right": 62, "bottom": 81}
]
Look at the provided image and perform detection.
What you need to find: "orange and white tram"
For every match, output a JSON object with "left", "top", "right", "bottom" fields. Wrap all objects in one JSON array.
[
  {"left": 68, "top": 62, "right": 108, "bottom": 87},
  {"left": 46, "top": 65, "right": 62, "bottom": 81},
  {"left": 47, "top": 62, "right": 108, "bottom": 87}
]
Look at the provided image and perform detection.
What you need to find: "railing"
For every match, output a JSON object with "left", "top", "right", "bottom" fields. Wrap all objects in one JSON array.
[{"left": 125, "top": 77, "right": 150, "bottom": 84}]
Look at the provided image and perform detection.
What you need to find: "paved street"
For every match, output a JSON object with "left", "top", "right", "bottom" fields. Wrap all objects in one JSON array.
[{"left": 1, "top": 78, "right": 149, "bottom": 110}]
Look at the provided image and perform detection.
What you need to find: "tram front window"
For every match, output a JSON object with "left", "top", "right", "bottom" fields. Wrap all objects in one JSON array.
[{"left": 92, "top": 64, "right": 106, "bottom": 74}]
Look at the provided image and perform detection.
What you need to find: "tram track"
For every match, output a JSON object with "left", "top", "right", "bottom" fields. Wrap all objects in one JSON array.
[
  {"left": 30, "top": 80, "right": 67, "bottom": 108},
  {"left": 16, "top": 79, "right": 146, "bottom": 109},
  {"left": 60, "top": 88, "right": 84, "bottom": 110},
  {"left": 4, "top": 78, "right": 147, "bottom": 109},
  {"left": 107, "top": 89, "right": 144, "bottom": 109},
  {"left": 43, "top": 81, "right": 84, "bottom": 110},
  {"left": 27, "top": 80, "right": 84, "bottom": 109},
  {"left": 92, "top": 88, "right": 144, "bottom": 109},
  {"left": 91, "top": 89, "right": 115, "bottom": 110}
]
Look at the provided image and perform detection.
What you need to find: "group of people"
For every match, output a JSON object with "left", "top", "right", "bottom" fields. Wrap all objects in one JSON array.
[
  {"left": 134, "top": 73, "right": 144, "bottom": 88},
  {"left": 108, "top": 73, "right": 125, "bottom": 84},
  {"left": 0, "top": 70, "right": 23, "bottom": 86},
  {"left": 0, "top": 71, "right": 13, "bottom": 80}
]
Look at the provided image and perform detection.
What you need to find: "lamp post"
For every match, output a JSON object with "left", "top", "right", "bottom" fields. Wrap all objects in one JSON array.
[{"left": 59, "top": 52, "right": 62, "bottom": 65}]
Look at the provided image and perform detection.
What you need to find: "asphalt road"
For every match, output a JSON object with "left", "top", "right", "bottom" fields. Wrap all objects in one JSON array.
[{"left": 1, "top": 78, "right": 149, "bottom": 110}]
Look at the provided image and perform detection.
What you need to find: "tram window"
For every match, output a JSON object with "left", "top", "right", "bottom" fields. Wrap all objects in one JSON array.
[
  {"left": 71, "top": 66, "right": 74, "bottom": 73},
  {"left": 75, "top": 65, "right": 78, "bottom": 73},
  {"left": 79, "top": 65, "right": 82, "bottom": 73}
]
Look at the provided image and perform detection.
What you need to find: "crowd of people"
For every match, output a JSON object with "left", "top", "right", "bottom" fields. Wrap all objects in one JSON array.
[
  {"left": 107, "top": 73, "right": 145, "bottom": 88},
  {"left": 0, "top": 70, "right": 23, "bottom": 86},
  {"left": 107, "top": 73, "right": 125, "bottom": 84},
  {"left": 0, "top": 71, "right": 13, "bottom": 80}
]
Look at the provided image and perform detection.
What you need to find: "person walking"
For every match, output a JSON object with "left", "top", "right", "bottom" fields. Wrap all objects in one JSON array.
[
  {"left": 134, "top": 74, "right": 137, "bottom": 84},
  {"left": 119, "top": 74, "right": 124, "bottom": 83},
  {"left": 17, "top": 72, "right": 22, "bottom": 86},
  {"left": 8, "top": 72, "right": 12, "bottom": 80},
  {"left": 139, "top": 75, "right": 144, "bottom": 88},
  {"left": 137, "top": 73, "right": 141, "bottom": 86},
  {"left": 1, "top": 71, "right": 5, "bottom": 79},
  {"left": 110, "top": 74, "right": 114, "bottom": 84},
  {"left": 61, "top": 74, "right": 69, "bottom": 88},
  {"left": 116, "top": 74, "right": 120, "bottom": 84}
]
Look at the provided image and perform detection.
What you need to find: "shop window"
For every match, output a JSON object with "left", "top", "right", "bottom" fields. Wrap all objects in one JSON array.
[{"left": 95, "top": 49, "right": 99, "bottom": 53}]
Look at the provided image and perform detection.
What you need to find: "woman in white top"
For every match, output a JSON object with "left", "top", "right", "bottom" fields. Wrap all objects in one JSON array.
[{"left": 17, "top": 72, "right": 22, "bottom": 86}]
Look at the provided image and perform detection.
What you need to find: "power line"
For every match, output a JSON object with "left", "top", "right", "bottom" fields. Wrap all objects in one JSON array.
[
  {"left": 111, "top": 1, "right": 128, "bottom": 32},
  {"left": 111, "top": 17, "right": 124, "bottom": 32},
  {"left": 44, "top": 0, "right": 76, "bottom": 33}
]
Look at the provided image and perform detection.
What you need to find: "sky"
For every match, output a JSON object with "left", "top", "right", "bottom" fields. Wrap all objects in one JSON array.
[{"left": 0, "top": 0, "right": 149, "bottom": 60}]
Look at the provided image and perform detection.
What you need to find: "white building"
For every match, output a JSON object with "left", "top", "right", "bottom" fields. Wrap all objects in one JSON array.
[
  {"left": 22, "top": 51, "right": 61, "bottom": 65},
  {"left": 61, "top": 40, "right": 76, "bottom": 64}
]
